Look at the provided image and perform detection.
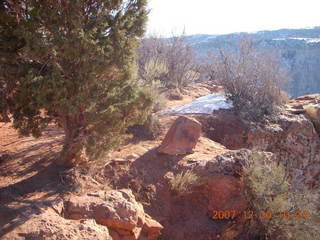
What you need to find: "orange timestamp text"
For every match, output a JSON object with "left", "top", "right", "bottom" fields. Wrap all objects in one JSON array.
[{"left": 211, "top": 210, "right": 310, "bottom": 220}]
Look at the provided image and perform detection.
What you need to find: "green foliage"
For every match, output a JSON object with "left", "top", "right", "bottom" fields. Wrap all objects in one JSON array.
[
  {"left": 244, "top": 153, "right": 320, "bottom": 240},
  {"left": 170, "top": 170, "right": 199, "bottom": 194},
  {"left": 0, "top": 0, "right": 151, "bottom": 166},
  {"left": 143, "top": 81, "right": 167, "bottom": 113},
  {"left": 126, "top": 83, "right": 165, "bottom": 140}
]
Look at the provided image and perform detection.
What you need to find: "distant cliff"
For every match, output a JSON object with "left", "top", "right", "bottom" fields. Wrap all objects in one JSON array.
[{"left": 186, "top": 27, "right": 320, "bottom": 98}]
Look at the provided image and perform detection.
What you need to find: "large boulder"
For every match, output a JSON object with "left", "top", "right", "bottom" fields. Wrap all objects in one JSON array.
[
  {"left": 157, "top": 116, "right": 202, "bottom": 155},
  {"left": 65, "top": 189, "right": 163, "bottom": 240},
  {"left": 200, "top": 110, "right": 248, "bottom": 150}
]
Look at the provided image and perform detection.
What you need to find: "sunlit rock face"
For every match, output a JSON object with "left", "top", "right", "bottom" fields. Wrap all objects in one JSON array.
[
  {"left": 65, "top": 189, "right": 163, "bottom": 240},
  {"left": 200, "top": 95, "right": 320, "bottom": 191}
]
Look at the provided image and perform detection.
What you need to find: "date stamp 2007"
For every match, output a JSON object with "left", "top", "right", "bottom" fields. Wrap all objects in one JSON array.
[{"left": 211, "top": 210, "right": 310, "bottom": 221}]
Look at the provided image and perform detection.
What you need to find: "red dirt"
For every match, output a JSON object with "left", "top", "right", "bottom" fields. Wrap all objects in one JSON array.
[
  {"left": 0, "top": 81, "right": 223, "bottom": 238},
  {"left": 0, "top": 123, "right": 64, "bottom": 237}
]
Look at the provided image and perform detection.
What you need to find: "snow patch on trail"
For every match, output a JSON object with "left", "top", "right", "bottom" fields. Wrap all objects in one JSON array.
[{"left": 163, "top": 93, "right": 233, "bottom": 114}]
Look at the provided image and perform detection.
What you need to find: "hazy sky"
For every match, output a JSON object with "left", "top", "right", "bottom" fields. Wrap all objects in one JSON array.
[{"left": 146, "top": 0, "right": 319, "bottom": 36}]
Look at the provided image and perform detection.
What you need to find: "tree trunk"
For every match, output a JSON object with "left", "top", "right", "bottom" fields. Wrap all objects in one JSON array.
[{"left": 57, "top": 115, "right": 88, "bottom": 167}]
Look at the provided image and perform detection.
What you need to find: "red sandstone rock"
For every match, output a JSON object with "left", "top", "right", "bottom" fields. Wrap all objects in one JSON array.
[
  {"left": 203, "top": 110, "right": 248, "bottom": 150},
  {"left": 202, "top": 95, "right": 320, "bottom": 192},
  {"left": 142, "top": 214, "right": 164, "bottom": 240},
  {"left": 65, "top": 189, "right": 163, "bottom": 240},
  {"left": 150, "top": 149, "right": 259, "bottom": 240},
  {"left": 157, "top": 116, "right": 202, "bottom": 155},
  {"left": 2, "top": 208, "right": 112, "bottom": 240}
]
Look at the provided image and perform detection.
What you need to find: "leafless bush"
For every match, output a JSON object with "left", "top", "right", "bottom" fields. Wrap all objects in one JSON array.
[
  {"left": 164, "top": 35, "right": 200, "bottom": 89},
  {"left": 137, "top": 33, "right": 200, "bottom": 90},
  {"left": 213, "top": 38, "right": 290, "bottom": 121},
  {"left": 137, "top": 36, "right": 168, "bottom": 87}
]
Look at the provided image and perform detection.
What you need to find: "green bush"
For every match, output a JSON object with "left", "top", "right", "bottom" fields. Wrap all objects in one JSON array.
[
  {"left": 142, "top": 57, "right": 168, "bottom": 87},
  {"left": 0, "top": 0, "right": 150, "bottom": 167},
  {"left": 243, "top": 153, "right": 320, "bottom": 240}
]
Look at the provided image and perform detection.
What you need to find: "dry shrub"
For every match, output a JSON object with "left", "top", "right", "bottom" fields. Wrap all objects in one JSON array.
[
  {"left": 137, "top": 33, "right": 199, "bottom": 91},
  {"left": 243, "top": 153, "right": 320, "bottom": 240},
  {"left": 214, "top": 38, "right": 290, "bottom": 121},
  {"left": 142, "top": 57, "right": 168, "bottom": 86},
  {"left": 170, "top": 170, "right": 199, "bottom": 194}
]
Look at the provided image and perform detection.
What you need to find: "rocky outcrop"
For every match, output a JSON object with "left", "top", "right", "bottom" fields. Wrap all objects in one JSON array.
[
  {"left": 288, "top": 94, "right": 320, "bottom": 134},
  {"left": 288, "top": 94, "right": 320, "bottom": 110},
  {"left": 157, "top": 116, "right": 202, "bottom": 155},
  {"left": 65, "top": 189, "right": 163, "bottom": 240},
  {"left": 201, "top": 96, "right": 320, "bottom": 190},
  {"left": 200, "top": 110, "right": 248, "bottom": 150},
  {"left": 158, "top": 150, "right": 275, "bottom": 240},
  {"left": 118, "top": 146, "right": 272, "bottom": 240},
  {"left": 2, "top": 207, "right": 112, "bottom": 240}
]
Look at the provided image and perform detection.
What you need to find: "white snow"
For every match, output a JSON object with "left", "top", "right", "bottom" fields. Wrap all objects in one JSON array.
[
  {"left": 273, "top": 37, "right": 320, "bottom": 43},
  {"left": 162, "top": 93, "right": 233, "bottom": 115}
]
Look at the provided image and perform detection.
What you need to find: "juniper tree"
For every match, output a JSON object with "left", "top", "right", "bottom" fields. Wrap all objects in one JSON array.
[{"left": 0, "top": 0, "right": 152, "bottom": 166}]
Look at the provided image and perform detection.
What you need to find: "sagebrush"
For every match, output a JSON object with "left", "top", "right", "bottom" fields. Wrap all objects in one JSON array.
[{"left": 243, "top": 153, "right": 320, "bottom": 240}]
